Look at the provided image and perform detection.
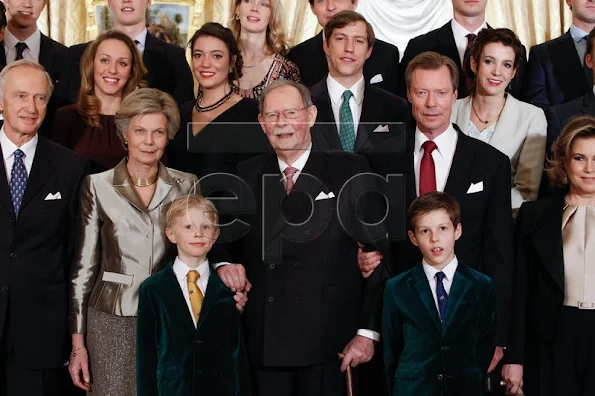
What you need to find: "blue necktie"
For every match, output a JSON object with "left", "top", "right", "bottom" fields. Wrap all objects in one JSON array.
[
  {"left": 339, "top": 90, "right": 355, "bottom": 152},
  {"left": 10, "top": 149, "right": 27, "bottom": 216},
  {"left": 435, "top": 271, "right": 448, "bottom": 321}
]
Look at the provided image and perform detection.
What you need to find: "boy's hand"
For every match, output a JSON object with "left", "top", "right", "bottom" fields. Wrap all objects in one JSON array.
[
  {"left": 340, "top": 335, "right": 375, "bottom": 371},
  {"left": 488, "top": 346, "right": 504, "bottom": 372},
  {"left": 217, "top": 263, "right": 247, "bottom": 292},
  {"left": 357, "top": 242, "right": 382, "bottom": 278},
  {"left": 233, "top": 281, "right": 251, "bottom": 313},
  {"left": 501, "top": 364, "right": 523, "bottom": 395}
]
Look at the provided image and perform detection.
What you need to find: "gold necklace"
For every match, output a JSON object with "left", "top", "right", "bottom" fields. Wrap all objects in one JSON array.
[
  {"left": 243, "top": 54, "right": 267, "bottom": 69},
  {"left": 130, "top": 174, "right": 158, "bottom": 187},
  {"left": 471, "top": 99, "right": 505, "bottom": 125}
]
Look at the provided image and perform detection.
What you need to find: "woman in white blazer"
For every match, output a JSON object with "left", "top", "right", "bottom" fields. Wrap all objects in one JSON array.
[{"left": 452, "top": 28, "right": 546, "bottom": 210}]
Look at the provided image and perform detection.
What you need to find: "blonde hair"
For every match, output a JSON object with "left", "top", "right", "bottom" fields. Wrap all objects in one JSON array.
[
  {"left": 547, "top": 114, "right": 595, "bottom": 188},
  {"left": 166, "top": 194, "right": 219, "bottom": 228},
  {"left": 114, "top": 88, "right": 180, "bottom": 145},
  {"left": 229, "top": 0, "right": 289, "bottom": 56}
]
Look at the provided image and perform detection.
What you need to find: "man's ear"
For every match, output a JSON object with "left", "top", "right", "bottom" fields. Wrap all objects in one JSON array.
[
  {"left": 408, "top": 230, "right": 419, "bottom": 247},
  {"left": 454, "top": 223, "right": 462, "bottom": 241}
]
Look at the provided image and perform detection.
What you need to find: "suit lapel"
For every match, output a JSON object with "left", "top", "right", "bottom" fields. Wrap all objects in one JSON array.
[
  {"left": 489, "top": 94, "right": 517, "bottom": 149},
  {"left": 444, "top": 129, "right": 475, "bottom": 204},
  {"left": 0, "top": 145, "right": 13, "bottom": 215},
  {"left": 0, "top": 43, "right": 6, "bottom": 70},
  {"left": 38, "top": 33, "right": 55, "bottom": 74},
  {"left": 147, "top": 163, "right": 172, "bottom": 212},
  {"left": 20, "top": 138, "right": 55, "bottom": 213},
  {"left": 355, "top": 84, "right": 383, "bottom": 150},
  {"left": 410, "top": 264, "right": 442, "bottom": 332},
  {"left": 312, "top": 81, "right": 341, "bottom": 149},
  {"left": 436, "top": 23, "right": 462, "bottom": 71},
  {"left": 441, "top": 263, "right": 472, "bottom": 334},
  {"left": 161, "top": 263, "right": 197, "bottom": 332},
  {"left": 582, "top": 90, "right": 595, "bottom": 114},
  {"left": 530, "top": 195, "right": 565, "bottom": 292},
  {"left": 550, "top": 32, "right": 588, "bottom": 100},
  {"left": 196, "top": 271, "right": 226, "bottom": 330},
  {"left": 143, "top": 34, "right": 164, "bottom": 87},
  {"left": 112, "top": 159, "right": 148, "bottom": 213}
]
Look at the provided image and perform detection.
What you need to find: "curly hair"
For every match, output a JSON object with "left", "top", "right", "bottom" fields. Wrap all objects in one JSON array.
[
  {"left": 77, "top": 31, "right": 147, "bottom": 130},
  {"left": 229, "top": 0, "right": 289, "bottom": 56},
  {"left": 547, "top": 114, "right": 595, "bottom": 188},
  {"left": 188, "top": 22, "right": 244, "bottom": 83}
]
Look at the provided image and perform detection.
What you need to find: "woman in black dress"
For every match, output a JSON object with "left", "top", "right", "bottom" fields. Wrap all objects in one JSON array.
[
  {"left": 168, "top": 22, "right": 271, "bottom": 180},
  {"left": 52, "top": 31, "right": 146, "bottom": 173}
]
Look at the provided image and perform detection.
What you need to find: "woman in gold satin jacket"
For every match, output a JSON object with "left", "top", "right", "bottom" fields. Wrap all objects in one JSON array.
[{"left": 67, "top": 88, "right": 198, "bottom": 396}]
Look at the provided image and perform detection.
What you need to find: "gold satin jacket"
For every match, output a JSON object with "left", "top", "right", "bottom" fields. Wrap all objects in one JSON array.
[{"left": 69, "top": 160, "right": 198, "bottom": 334}]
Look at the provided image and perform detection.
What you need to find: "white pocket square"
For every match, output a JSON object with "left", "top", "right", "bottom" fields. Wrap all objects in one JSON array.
[
  {"left": 370, "top": 74, "right": 383, "bottom": 84},
  {"left": 466, "top": 182, "right": 484, "bottom": 194},
  {"left": 373, "top": 124, "right": 389, "bottom": 132},
  {"left": 315, "top": 191, "right": 335, "bottom": 201},
  {"left": 44, "top": 192, "right": 62, "bottom": 200}
]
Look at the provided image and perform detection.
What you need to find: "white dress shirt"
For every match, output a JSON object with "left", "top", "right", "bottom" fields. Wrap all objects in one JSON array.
[
  {"left": 3, "top": 28, "right": 41, "bottom": 63},
  {"left": 451, "top": 19, "right": 488, "bottom": 64},
  {"left": 413, "top": 125, "right": 458, "bottom": 196},
  {"left": 422, "top": 256, "right": 458, "bottom": 315},
  {"left": 173, "top": 256, "right": 210, "bottom": 327},
  {"left": 0, "top": 129, "right": 38, "bottom": 182},
  {"left": 134, "top": 28, "right": 149, "bottom": 55},
  {"left": 570, "top": 24, "right": 591, "bottom": 66},
  {"left": 326, "top": 75, "right": 365, "bottom": 137},
  {"left": 278, "top": 143, "right": 312, "bottom": 187}
]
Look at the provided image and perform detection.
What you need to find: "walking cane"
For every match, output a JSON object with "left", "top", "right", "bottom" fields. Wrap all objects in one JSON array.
[{"left": 338, "top": 353, "right": 354, "bottom": 396}]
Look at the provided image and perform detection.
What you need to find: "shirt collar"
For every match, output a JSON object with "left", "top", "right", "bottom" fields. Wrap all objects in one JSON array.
[
  {"left": 134, "top": 28, "right": 148, "bottom": 50},
  {"left": 570, "top": 25, "right": 590, "bottom": 42},
  {"left": 277, "top": 143, "right": 312, "bottom": 174},
  {"left": 173, "top": 256, "right": 210, "bottom": 283},
  {"left": 422, "top": 255, "right": 459, "bottom": 283},
  {"left": 326, "top": 74, "right": 365, "bottom": 106},
  {"left": 450, "top": 18, "right": 487, "bottom": 40},
  {"left": 4, "top": 28, "right": 41, "bottom": 54},
  {"left": 414, "top": 124, "right": 458, "bottom": 155},
  {"left": 0, "top": 128, "right": 39, "bottom": 161}
]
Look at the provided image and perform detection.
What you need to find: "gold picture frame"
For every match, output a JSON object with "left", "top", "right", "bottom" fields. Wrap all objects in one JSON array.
[{"left": 85, "top": 0, "right": 205, "bottom": 46}]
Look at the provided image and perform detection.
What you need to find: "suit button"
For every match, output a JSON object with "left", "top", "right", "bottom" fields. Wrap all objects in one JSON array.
[
  {"left": 268, "top": 296, "right": 274, "bottom": 303},
  {"left": 294, "top": 262, "right": 300, "bottom": 268},
  {"left": 1, "top": 286, "right": 8, "bottom": 292},
  {"left": 440, "top": 346, "right": 448, "bottom": 351},
  {"left": 294, "top": 298, "right": 300, "bottom": 304},
  {"left": 436, "top": 374, "right": 443, "bottom": 380},
  {"left": 304, "top": 229, "right": 310, "bottom": 236},
  {"left": 269, "top": 263, "right": 276, "bottom": 270},
  {"left": 8, "top": 220, "right": 15, "bottom": 226},
  {"left": 194, "top": 339, "right": 203, "bottom": 344},
  {"left": 9, "top": 253, "right": 17, "bottom": 259}
]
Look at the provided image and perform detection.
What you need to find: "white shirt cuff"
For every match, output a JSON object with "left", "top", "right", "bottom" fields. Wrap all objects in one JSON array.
[
  {"left": 357, "top": 329, "right": 380, "bottom": 342},
  {"left": 213, "top": 262, "right": 231, "bottom": 269}
]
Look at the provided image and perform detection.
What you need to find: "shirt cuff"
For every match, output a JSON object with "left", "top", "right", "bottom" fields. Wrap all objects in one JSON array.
[
  {"left": 213, "top": 262, "right": 231, "bottom": 269},
  {"left": 357, "top": 329, "right": 380, "bottom": 342}
]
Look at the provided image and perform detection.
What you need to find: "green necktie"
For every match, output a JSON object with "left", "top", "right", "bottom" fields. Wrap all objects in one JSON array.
[{"left": 339, "top": 90, "right": 355, "bottom": 152}]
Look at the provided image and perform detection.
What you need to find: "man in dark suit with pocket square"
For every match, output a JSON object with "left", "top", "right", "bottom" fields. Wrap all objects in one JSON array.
[
  {"left": 359, "top": 52, "right": 514, "bottom": 387},
  {"left": 286, "top": 0, "right": 400, "bottom": 95},
  {"left": 309, "top": 11, "right": 409, "bottom": 155},
  {"left": 213, "top": 79, "right": 392, "bottom": 396},
  {"left": 0, "top": 60, "right": 88, "bottom": 396},
  {"left": 67, "top": 0, "right": 194, "bottom": 106}
]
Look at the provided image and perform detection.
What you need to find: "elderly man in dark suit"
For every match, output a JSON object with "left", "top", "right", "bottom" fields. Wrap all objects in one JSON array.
[
  {"left": 213, "top": 79, "right": 392, "bottom": 396},
  {"left": 399, "top": 0, "right": 525, "bottom": 100},
  {"left": 67, "top": 0, "right": 194, "bottom": 106},
  {"left": 286, "top": 0, "right": 400, "bottom": 95},
  {"left": 0, "top": 60, "right": 87, "bottom": 396},
  {"left": 360, "top": 52, "right": 514, "bottom": 385},
  {"left": 309, "top": 11, "right": 409, "bottom": 155},
  {"left": 0, "top": 0, "right": 71, "bottom": 136},
  {"left": 523, "top": 0, "right": 595, "bottom": 109}
]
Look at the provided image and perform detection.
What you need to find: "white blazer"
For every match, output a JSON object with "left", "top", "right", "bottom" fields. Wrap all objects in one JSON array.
[{"left": 452, "top": 94, "right": 547, "bottom": 209}]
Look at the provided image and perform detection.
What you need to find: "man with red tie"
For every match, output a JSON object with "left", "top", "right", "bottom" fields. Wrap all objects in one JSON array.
[{"left": 361, "top": 51, "right": 514, "bottom": 384}]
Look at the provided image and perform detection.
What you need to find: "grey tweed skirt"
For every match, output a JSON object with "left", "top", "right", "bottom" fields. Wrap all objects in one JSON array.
[{"left": 86, "top": 308, "right": 137, "bottom": 396}]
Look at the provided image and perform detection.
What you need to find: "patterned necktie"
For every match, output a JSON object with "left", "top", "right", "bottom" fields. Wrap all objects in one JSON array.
[
  {"left": 339, "top": 90, "right": 355, "bottom": 152},
  {"left": 10, "top": 149, "right": 27, "bottom": 216},
  {"left": 187, "top": 270, "right": 204, "bottom": 323},
  {"left": 583, "top": 36, "right": 594, "bottom": 88},
  {"left": 463, "top": 34, "right": 477, "bottom": 92},
  {"left": 283, "top": 166, "right": 298, "bottom": 195},
  {"left": 419, "top": 141, "right": 437, "bottom": 196},
  {"left": 15, "top": 42, "right": 28, "bottom": 61},
  {"left": 435, "top": 271, "right": 448, "bottom": 321}
]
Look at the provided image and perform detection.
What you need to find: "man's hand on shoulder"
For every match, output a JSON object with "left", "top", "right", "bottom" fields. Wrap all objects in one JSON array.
[{"left": 217, "top": 263, "right": 249, "bottom": 292}]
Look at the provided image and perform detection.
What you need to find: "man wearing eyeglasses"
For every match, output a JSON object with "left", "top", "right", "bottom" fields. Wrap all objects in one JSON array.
[{"left": 213, "top": 79, "right": 392, "bottom": 396}]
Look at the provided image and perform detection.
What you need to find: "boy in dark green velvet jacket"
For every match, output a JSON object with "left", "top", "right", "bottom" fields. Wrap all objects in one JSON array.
[
  {"left": 136, "top": 195, "right": 250, "bottom": 396},
  {"left": 382, "top": 192, "right": 498, "bottom": 396}
]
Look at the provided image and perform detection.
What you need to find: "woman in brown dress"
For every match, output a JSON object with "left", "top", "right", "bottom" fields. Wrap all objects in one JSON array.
[
  {"left": 229, "top": 0, "right": 300, "bottom": 99},
  {"left": 52, "top": 31, "right": 146, "bottom": 173}
]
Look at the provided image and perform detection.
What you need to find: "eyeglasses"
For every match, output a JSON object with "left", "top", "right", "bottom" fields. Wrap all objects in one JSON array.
[{"left": 261, "top": 107, "right": 309, "bottom": 123}]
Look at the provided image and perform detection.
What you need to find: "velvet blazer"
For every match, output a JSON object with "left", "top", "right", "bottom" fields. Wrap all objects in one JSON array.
[
  {"left": 136, "top": 262, "right": 250, "bottom": 396},
  {"left": 383, "top": 262, "right": 498, "bottom": 396}
]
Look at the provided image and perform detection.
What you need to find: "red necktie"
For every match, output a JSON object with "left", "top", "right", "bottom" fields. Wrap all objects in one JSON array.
[
  {"left": 464, "top": 33, "right": 477, "bottom": 92},
  {"left": 419, "top": 141, "right": 437, "bottom": 196},
  {"left": 283, "top": 166, "right": 298, "bottom": 194}
]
